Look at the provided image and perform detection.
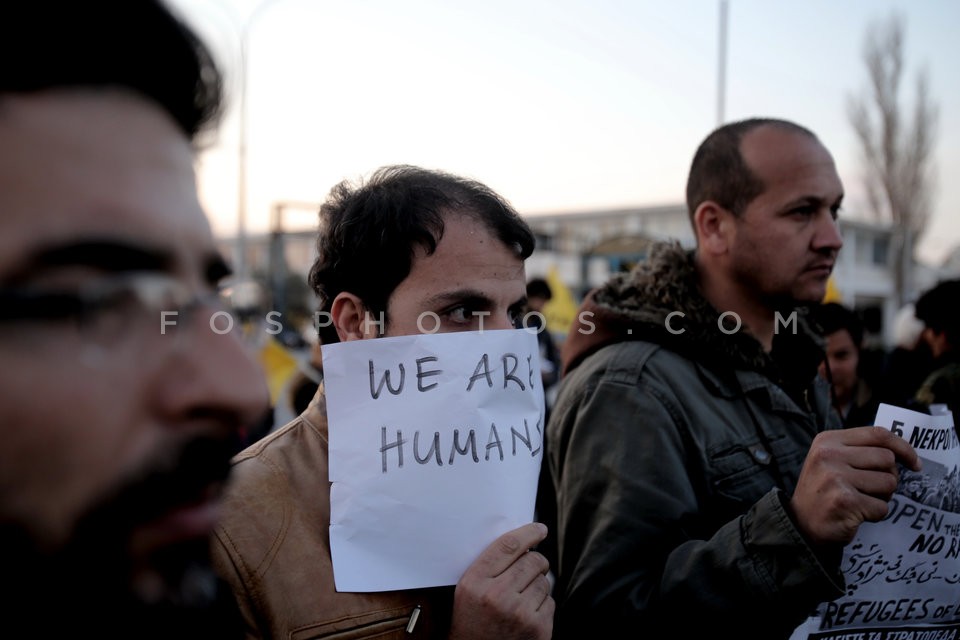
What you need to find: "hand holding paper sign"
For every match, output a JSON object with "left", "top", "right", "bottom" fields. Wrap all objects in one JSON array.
[
  {"left": 789, "top": 404, "right": 959, "bottom": 639},
  {"left": 450, "top": 522, "right": 554, "bottom": 640},
  {"left": 790, "top": 426, "right": 921, "bottom": 546}
]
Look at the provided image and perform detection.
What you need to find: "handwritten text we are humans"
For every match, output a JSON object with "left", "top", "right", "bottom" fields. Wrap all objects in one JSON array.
[
  {"left": 367, "top": 351, "right": 542, "bottom": 474},
  {"left": 379, "top": 418, "right": 543, "bottom": 473},
  {"left": 368, "top": 352, "right": 538, "bottom": 399}
]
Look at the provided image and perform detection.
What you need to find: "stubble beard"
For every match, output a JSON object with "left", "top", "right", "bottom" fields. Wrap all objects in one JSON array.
[{"left": 1, "top": 433, "right": 245, "bottom": 639}]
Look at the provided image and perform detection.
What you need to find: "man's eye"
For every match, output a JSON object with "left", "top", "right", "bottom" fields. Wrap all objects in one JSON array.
[
  {"left": 446, "top": 306, "right": 470, "bottom": 323},
  {"left": 87, "top": 287, "right": 140, "bottom": 314},
  {"left": 791, "top": 205, "right": 816, "bottom": 217}
]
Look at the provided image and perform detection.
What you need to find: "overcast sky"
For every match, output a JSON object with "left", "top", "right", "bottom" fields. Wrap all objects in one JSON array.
[{"left": 169, "top": 0, "right": 960, "bottom": 265}]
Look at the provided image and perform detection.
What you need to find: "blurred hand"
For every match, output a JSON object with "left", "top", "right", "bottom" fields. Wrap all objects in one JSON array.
[
  {"left": 790, "top": 426, "right": 921, "bottom": 546},
  {"left": 449, "top": 522, "right": 554, "bottom": 640}
]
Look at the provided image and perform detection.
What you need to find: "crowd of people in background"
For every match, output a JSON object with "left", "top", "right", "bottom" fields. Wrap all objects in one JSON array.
[{"left": 810, "top": 278, "right": 960, "bottom": 431}]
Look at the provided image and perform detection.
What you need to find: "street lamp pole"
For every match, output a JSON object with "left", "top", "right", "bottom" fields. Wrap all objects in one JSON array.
[
  {"left": 717, "top": 0, "right": 728, "bottom": 126},
  {"left": 236, "top": 27, "right": 249, "bottom": 279},
  {"left": 235, "top": 0, "right": 281, "bottom": 281}
]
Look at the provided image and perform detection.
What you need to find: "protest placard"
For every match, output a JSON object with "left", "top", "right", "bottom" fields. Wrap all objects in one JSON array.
[
  {"left": 792, "top": 404, "right": 960, "bottom": 640},
  {"left": 322, "top": 328, "right": 544, "bottom": 592}
]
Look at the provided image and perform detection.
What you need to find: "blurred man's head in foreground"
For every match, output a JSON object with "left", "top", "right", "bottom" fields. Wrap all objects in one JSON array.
[{"left": 0, "top": 1, "right": 269, "bottom": 635}]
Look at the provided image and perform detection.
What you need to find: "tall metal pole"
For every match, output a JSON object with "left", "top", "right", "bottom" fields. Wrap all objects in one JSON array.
[
  {"left": 235, "top": 0, "right": 281, "bottom": 281},
  {"left": 717, "top": 0, "right": 728, "bottom": 127},
  {"left": 236, "top": 27, "right": 249, "bottom": 279}
]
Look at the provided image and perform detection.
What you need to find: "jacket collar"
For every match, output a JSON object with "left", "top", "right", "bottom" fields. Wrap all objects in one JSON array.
[{"left": 300, "top": 382, "right": 329, "bottom": 438}]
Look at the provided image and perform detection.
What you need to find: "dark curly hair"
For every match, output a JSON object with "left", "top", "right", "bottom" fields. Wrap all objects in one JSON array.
[{"left": 308, "top": 165, "right": 535, "bottom": 345}]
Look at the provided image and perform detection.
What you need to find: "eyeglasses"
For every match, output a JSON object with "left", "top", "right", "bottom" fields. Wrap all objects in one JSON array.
[{"left": 0, "top": 272, "right": 240, "bottom": 356}]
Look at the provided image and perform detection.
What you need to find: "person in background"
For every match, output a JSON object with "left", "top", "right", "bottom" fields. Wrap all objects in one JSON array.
[
  {"left": 546, "top": 118, "right": 919, "bottom": 639},
  {"left": 525, "top": 277, "right": 563, "bottom": 577},
  {"left": 913, "top": 278, "right": 960, "bottom": 425},
  {"left": 525, "top": 277, "right": 562, "bottom": 409},
  {"left": 872, "top": 302, "right": 934, "bottom": 411},
  {"left": 0, "top": 1, "right": 270, "bottom": 637},
  {"left": 212, "top": 165, "right": 554, "bottom": 639},
  {"left": 810, "top": 302, "right": 879, "bottom": 427}
]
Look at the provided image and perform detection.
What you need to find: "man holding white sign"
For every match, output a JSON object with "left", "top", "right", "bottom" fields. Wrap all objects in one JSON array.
[{"left": 211, "top": 166, "right": 553, "bottom": 639}]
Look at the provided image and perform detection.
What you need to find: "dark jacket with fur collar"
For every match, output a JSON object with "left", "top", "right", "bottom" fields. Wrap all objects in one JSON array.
[{"left": 547, "top": 241, "right": 843, "bottom": 640}]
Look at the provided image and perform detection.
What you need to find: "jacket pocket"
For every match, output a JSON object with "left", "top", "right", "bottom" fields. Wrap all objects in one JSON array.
[
  {"left": 290, "top": 605, "right": 419, "bottom": 640},
  {"left": 708, "top": 440, "right": 781, "bottom": 508}
]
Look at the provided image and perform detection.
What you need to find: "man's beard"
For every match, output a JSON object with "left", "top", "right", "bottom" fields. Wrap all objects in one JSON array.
[{"left": 1, "top": 433, "right": 245, "bottom": 639}]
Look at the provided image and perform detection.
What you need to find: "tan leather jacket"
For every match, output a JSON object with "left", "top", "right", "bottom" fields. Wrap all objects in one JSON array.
[{"left": 212, "top": 387, "right": 454, "bottom": 639}]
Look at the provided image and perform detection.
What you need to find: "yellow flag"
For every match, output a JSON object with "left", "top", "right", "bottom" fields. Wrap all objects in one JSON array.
[
  {"left": 823, "top": 276, "right": 842, "bottom": 303},
  {"left": 544, "top": 266, "right": 579, "bottom": 337},
  {"left": 258, "top": 336, "right": 300, "bottom": 405}
]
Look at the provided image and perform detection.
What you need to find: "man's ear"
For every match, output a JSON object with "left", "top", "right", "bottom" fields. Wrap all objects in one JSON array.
[
  {"left": 693, "top": 201, "right": 734, "bottom": 256},
  {"left": 927, "top": 327, "right": 950, "bottom": 359},
  {"left": 330, "top": 292, "right": 369, "bottom": 342}
]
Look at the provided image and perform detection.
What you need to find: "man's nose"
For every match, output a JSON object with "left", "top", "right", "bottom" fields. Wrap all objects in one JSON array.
[
  {"left": 485, "top": 311, "right": 518, "bottom": 331},
  {"left": 814, "top": 212, "right": 843, "bottom": 253},
  {"left": 154, "top": 315, "right": 271, "bottom": 435}
]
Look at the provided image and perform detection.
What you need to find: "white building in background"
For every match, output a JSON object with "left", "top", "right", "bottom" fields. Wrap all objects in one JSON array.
[{"left": 220, "top": 202, "right": 953, "bottom": 349}]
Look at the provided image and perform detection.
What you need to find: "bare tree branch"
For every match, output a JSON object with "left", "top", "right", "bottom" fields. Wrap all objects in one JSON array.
[{"left": 846, "top": 11, "right": 938, "bottom": 306}]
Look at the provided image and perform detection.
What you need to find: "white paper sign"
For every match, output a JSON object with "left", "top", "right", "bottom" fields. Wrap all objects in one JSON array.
[
  {"left": 322, "top": 328, "right": 545, "bottom": 592},
  {"left": 792, "top": 403, "right": 960, "bottom": 640}
]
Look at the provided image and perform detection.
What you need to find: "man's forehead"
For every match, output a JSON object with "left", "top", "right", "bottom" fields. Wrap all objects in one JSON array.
[
  {"left": 742, "top": 127, "right": 834, "bottom": 170},
  {"left": 0, "top": 91, "right": 216, "bottom": 281},
  {"left": 396, "top": 216, "right": 527, "bottom": 303},
  {"left": 435, "top": 213, "right": 522, "bottom": 252},
  {"left": 743, "top": 128, "right": 842, "bottom": 200}
]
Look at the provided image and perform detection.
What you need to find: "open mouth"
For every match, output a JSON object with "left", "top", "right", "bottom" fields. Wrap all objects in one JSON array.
[{"left": 129, "top": 485, "right": 223, "bottom": 558}]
